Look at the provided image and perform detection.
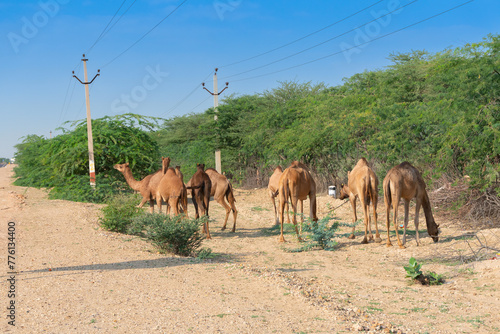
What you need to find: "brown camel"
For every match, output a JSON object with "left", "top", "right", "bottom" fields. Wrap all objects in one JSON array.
[
  {"left": 156, "top": 166, "right": 186, "bottom": 216},
  {"left": 114, "top": 158, "right": 169, "bottom": 213},
  {"left": 186, "top": 164, "right": 212, "bottom": 239},
  {"left": 383, "top": 162, "right": 440, "bottom": 248},
  {"left": 338, "top": 158, "right": 381, "bottom": 244},
  {"left": 205, "top": 168, "right": 238, "bottom": 232},
  {"left": 268, "top": 166, "right": 283, "bottom": 225},
  {"left": 277, "top": 161, "right": 318, "bottom": 242}
]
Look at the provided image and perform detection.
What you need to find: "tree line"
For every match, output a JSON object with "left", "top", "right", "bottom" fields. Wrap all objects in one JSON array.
[{"left": 13, "top": 34, "right": 499, "bottom": 210}]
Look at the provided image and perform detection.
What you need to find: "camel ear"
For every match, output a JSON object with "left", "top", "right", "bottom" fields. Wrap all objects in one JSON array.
[{"left": 125, "top": 162, "right": 129, "bottom": 167}]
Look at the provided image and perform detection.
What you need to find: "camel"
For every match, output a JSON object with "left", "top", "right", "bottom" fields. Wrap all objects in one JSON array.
[
  {"left": 277, "top": 161, "right": 318, "bottom": 242},
  {"left": 205, "top": 168, "right": 238, "bottom": 232},
  {"left": 338, "top": 158, "right": 381, "bottom": 244},
  {"left": 159, "top": 158, "right": 188, "bottom": 217},
  {"left": 268, "top": 166, "right": 283, "bottom": 225},
  {"left": 156, "top": 166, "right": 186, "bottom": 217},
  {"left": 186, "top": 164, "right": 212, "bottom": 239},
  {"left": 383, "top": 162, "right": 440, "bottom": 248},
  {"left": 114, "top": 158, "right": 170, "bottom": 213}
]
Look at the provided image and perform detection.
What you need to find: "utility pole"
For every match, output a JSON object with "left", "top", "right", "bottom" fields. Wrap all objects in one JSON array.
[
  {"left": 202, "top": 68, "right": 228, "bottom": 173},
  {"left": 73, "top": 54, "right": 100, "bottom": 188}
]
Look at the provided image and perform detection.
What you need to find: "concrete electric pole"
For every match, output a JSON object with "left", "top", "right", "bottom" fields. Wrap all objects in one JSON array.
[
  {"left": 202, "top": 68, "right": 228, "bottom": 173},
  {"left": 72, "top": 54, "right": 100, "bottom": 188}
]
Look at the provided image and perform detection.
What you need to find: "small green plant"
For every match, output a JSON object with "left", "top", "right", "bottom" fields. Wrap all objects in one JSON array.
[
  {"left": 196, "top": 247, "right": 214, "bottom": 260},
  {"left": 404, "top": 257, "right": 423, "bottom": 280},
  {"left": 404, "top": 257, "right": 445, "bottom": 285},
  {"left": 99, "top": 193, "right": 143, "bottom": 232},
  {"left": 427, "top": 271, "right": 445, "bottom": 285},
  {"left": 129, "top": 213, "right": 205, "bottom": 256}
]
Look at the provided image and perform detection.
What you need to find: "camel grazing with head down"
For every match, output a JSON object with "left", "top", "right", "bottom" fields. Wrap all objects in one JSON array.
[
  {"left": 186, "top": 164, "right": 212, "bottom": 239},
  {"left": 204, "top": 168, "right": 238, "bottom": 232},
  {"left": 268, "top": 166, "right": 283, "bottom": 225},
  {"left": 278, "top": 161, "right": 318, "bottom": 242},
  {"left": 339, "top": 158, "right": 381, "bottom": 244},
  {"left": 383, "top": 162, "right": 440, "bottom": 248},
  {"left": 114, "top": 158, "right": 170, "bottom": 213}
]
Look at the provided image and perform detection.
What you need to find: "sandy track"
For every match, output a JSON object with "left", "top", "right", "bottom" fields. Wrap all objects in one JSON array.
[{"left": 1, "top": 164, "right": 499, "bottom": 333}]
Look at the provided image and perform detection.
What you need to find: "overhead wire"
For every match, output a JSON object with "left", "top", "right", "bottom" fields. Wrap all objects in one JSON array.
[
  {"left": 224, "top": 0, "right": 419, "bottom": 80},
  {"left": 159, "top": 71, "right": 213, "bottom": 118},
  {"left": 100, "top": 0, "right": 189, "bottom": 69},
  {"left": 86, "top": 0, "right": 129, "bottom": 55},
  {"left": 229, "top": 0, "right": 475, "bottom": 83},
  {"left": 220, "top": 0, "right": 386, "bottom": 69}
]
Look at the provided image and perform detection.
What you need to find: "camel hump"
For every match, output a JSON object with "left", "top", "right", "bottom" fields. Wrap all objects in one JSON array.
[{"left": 356, "top": 157, "right": 369, "bottom": 168}]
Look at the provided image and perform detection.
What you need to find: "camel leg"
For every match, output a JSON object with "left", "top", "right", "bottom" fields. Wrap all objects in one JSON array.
[
  {"left": 299, "top": 200, "right": 304, "bottom": 235},
  {"left": 402, "top": 199, "right": 410, "bottom": 245},
  {"left": 373, "top": 196, "right": 382, "bottom": 243},
  {"left": 361, "top": 199, "right": 369, "bottom": 244},
  {"left": 192, "top": 190, "right": 200, "bottom": 219},
  {"left": 218, "top": 195, "right": 231, "bottom": 231},
  {"left": 270, "top": 192, "right": 279, "bottom": 225},
  {"left": 148, "top": 199, "right": 155, "bottom": 214},
  {"left": 228, "top": 195, "right": 238, "bottom": 233},
  {"left": 393, "top": 197, "right": 405, "bottom": 249},
  {"left": 348, "top": 197, "right": 357, "bottom": 239},
  {"left": 414, "top": 198, "right": 422, "bottom": 246},
  {"left": 290, "top": 197, "right": 302, "bottom": 242},
  {"left": 385, "top": 197, "right": 393, "bottom": 247},
  {"left": 278, "top": 191, "right": 286, "bottom": 243}
]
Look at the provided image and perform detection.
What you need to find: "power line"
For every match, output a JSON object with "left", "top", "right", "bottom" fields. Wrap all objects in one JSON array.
[
  {"left": 229, "top": 0, "right": 475, "bottom": 83},
  {"left": 86, "top": 0, "right": 128, "bottom": 55},
  {"left": 224, "top": 0, "right": 419, "bottom": 79},
  {"left": 159, "top": 71, "right": 213, "bottom": 118},
  {"left": 220, "top": 0, "right": 386, "bottom": 69},
  {"left": 100, "top": 0, "right": 189, "bottom": 69}
]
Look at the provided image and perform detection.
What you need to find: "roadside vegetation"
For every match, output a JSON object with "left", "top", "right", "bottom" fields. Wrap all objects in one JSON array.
[{"left": 13, "top": 35, "right": 500, "bottom": 223}]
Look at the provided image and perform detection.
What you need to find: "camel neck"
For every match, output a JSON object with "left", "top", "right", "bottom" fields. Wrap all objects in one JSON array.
[
  {"left": 122, "top": 167, "right": 142, "bottom": 191},
  {"left": 421, "top": 192, "right": 435, "bottom": 226}
]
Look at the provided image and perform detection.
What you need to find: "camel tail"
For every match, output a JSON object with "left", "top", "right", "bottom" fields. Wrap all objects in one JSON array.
[
  {"left": 365, "top": 172, "right": 372, "bottom": 206},
  {"left": 226, "top": 182, "right": 236, "bottom": 202},
  {"left": 383, "top": 178, "right": 392, "bottom": 209}
]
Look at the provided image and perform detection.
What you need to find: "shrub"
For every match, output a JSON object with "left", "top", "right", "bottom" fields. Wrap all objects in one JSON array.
[
  {"left": 99, "top": 193, "right": 143, "bottom": 232},
  {"left": 129, "top": 213, "right": 205, "bottom": 256},
  {"left": 404, "top": 257, "right": 445, "bottom": 285}
]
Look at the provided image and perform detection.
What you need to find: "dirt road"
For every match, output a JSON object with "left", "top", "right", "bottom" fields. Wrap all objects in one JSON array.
[{"left": 1, "top": 164, "right": 499, "bottom": 333}]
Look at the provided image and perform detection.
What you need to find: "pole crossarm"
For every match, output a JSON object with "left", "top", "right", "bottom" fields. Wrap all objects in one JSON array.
[{"left": 72, "top": 70, "right": 100, "bottom": 85}]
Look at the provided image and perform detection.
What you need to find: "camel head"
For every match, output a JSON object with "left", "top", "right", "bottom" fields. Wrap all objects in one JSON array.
[
  {"left": 428, "top": 222, "right": 440, "bottom": 243},
  {"left": 196, "top": 163, "right": 205, "bottom": 170},
  {"left": 338, "top": 183, "right": 350, "bottom": 200},
  {"left": 113, "top": 162, "right": 129, "bottom": 173},
  {"left": 162, "top": 157, "right": 171, "bottom": 174}
]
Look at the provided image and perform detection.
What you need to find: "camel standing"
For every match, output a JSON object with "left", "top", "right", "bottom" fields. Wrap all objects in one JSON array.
[
  {"left": 277, "top": 161, "right": 318, "bottom": 242},
  {"left": 156, "top": 166, "right": 186, "bottom": 216},
  {"left": 186, "top": 164, "right": 212, "bottom": 239},
  {"left": 383, "top": 162, "right": 440, "bottom": 248},
  {"left": 339, "top": 158, "right": 381, "bottom": 244},
  {"left": 114, "top": 159, "right": 168, "bottom": 213},
  {"left": 268, "top": 166, "right": 283, "bottom": 225},
  {"left": 205, "top": 168, "right": 238, "bottom": 232}
]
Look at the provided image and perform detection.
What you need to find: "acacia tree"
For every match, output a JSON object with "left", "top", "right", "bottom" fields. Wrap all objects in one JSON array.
[{"left": 14, "top": 114, "right": 161, "bottom": 203}]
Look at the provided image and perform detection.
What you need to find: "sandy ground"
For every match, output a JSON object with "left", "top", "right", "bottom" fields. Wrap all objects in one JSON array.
[{"left": 1, "top": 163, "right": 499, "bottom": 333}]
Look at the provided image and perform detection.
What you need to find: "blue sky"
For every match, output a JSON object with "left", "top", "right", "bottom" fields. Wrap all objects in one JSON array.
[{"left": 1, "top": 0, "right": 498, "bottom": 159}]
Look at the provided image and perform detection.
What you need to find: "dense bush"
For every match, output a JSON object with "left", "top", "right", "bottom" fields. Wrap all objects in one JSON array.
[
  {"left": 99, "top": 193, "right": 143, "bottom": 232},
  {"left": 128, "top": 214, "right": 205, "bottom": 256}
]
